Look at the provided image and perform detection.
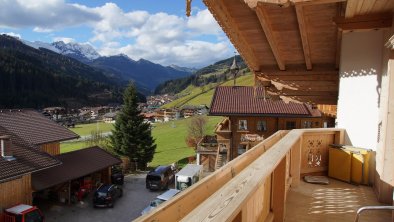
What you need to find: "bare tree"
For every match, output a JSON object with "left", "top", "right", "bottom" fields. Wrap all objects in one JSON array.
[{"left": 185, "top": 115, "right": 208, "bottom": 149}]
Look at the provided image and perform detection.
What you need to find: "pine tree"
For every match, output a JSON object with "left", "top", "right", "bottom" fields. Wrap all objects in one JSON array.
[{"left": 110, "top": 83, "right": 156, "bottom": 169}]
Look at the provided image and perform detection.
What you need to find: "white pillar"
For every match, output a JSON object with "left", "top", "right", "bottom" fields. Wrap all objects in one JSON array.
[{"left": 196, "top": 153, "right": 200, "bottom": 165}]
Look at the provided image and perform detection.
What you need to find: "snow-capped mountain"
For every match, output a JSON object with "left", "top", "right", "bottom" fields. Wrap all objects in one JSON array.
[
  {"left": 22, "top": 40, "right": 100, "bottom": 63},
  {"left": 52, "top": 41, "right": 100, "bottom": 61},
  {"left": 22, "top": 40, "right": 61, "bottom": 54}
]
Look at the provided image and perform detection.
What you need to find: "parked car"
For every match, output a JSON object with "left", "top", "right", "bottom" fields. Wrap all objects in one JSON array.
[
  {"left": 141, "top": 189, "right": 180, "bottom": 215},
  {"left": 2, "top": 204, "right": 44, "bottom": 222},
  {"left": 111, "top": 166, "right": 124, "bottom": 185},
  {"left": 93, "top": 184, "right": 123, "bottom": 208},
  {"left": 146, "top": 165, "right": 175, "bottom": 191}
]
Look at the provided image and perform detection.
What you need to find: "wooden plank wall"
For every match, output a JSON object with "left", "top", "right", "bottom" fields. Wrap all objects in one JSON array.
[
  {"left": 0, "top": 174, "right": 32, "bottom": 211},
  {"left": 40, "top": 142, "right": 60, "bottom": 156}
]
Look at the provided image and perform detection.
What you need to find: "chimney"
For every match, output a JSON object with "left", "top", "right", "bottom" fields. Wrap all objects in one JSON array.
[{"left": 0, "top": 135, "right": 15, "bottom": 160}]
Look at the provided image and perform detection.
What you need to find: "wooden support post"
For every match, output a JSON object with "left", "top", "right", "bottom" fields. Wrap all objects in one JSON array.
[
  {"left": 334, "top": 130, "right": 344, "bottom": 144},
  {"left": 272, "top": 157, "right": 287, "bottom": 222},
  {"left": 68, "top": 181, "right": 71, "bottom": 205},
  {"left": 290, "top": 138, "right": 302, "bottom": 187}
]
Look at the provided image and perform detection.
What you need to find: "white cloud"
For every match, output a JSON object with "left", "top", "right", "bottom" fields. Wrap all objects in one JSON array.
[
  {"left": 0, "top": 1, "right": 234, "bottom": 67},
  {"left": 0, "top": 0, "right": 100, "bottom": 30},
  {"left": 53, "top": 37, "right": 75, "bottom": 43},
  {"left": 93, "top": 7, "right": 233, "bottom": 67},
  {"left": 187, "top": 9, "right": 222, "bottom": 35},
  {"left": 33, "top": 27, "right": 53, "bottom": 33},
  {"left": 1, "top": 32, "right": 21, "bottom": 39}
]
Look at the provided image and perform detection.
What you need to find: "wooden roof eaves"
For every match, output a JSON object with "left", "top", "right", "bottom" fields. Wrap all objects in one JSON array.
[
  {"left": 204, "top": 0, "right": 260, "bottom": 72},
  {"left": 256, "top": 3, "right": 286, "bottom": 71}
]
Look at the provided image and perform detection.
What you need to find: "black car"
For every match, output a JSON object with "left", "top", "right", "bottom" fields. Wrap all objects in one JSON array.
[
  {"left": 111, "top": 166, "right": 124, "bottom": 185},
  {"left": 93, "top": 184, "right": 123, "bottom": 208},
  {"left": 111, "top": 172, "right": 124, "bottom": 185},
  {"left": 146, "top": 165, "right": 175, "bottom": 191}
]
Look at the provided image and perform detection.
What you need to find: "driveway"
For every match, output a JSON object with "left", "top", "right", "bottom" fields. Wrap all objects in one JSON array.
[{"left": 41, "top": 173, "right": 161, "bottom": 222}]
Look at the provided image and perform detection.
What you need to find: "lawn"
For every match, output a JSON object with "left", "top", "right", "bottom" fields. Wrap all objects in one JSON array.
[
  {"left": 60, "top": 116, "right": 224, "bottom": 167},
  {"left": 150, "top": 115, "right": 223, "bottom": 167},
  {"left": 69, "top": 122, "right": 114, "bottom": 136}
]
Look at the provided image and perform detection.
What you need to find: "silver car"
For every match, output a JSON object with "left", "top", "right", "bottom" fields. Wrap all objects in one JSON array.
[{"left": 141, "top": 189, "right": 180, "bottom": 215}]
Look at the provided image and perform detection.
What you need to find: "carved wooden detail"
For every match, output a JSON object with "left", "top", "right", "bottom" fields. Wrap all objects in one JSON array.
[{"left": 301, "top": 133, "right": 334, "bottom": 174}]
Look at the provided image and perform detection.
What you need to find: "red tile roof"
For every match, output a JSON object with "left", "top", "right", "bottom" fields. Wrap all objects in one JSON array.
[
  {"left": 209, "top": 86, "right": 321, "bottom": 117},
  {"left": 0, "top": 109, "right": 79, "bottom": 145},
  {"left": 32, "top": 147, "right": 121, "bottom": 190},
  {"left": 0, "top": 127, "right": 60, "bottom": 182}
]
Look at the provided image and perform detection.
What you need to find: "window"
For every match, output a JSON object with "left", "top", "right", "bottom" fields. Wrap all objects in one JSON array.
[
  {"left": 286, "top": 121, "right": 296, "bottom": 130},
  {"left": 303, "top": 121, "right": 312, "bottom": 128},
  {"left": 257, "top": 120, "right": 267, "bottom": 131},
  {"left": 238, "top": 144, "right": 247, "bottom": 155},
  {"left": 238, "top": 120, "right": 248, "bottom": 131}
]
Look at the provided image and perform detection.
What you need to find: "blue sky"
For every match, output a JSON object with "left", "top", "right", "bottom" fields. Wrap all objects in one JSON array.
[{"left": 0, "top": 0, "right": 234, "bottom": 68}]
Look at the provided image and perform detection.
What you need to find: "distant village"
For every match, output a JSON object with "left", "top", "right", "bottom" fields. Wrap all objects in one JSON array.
[{"left": 42, "top": 94, "right": 209, "bottom": 126}]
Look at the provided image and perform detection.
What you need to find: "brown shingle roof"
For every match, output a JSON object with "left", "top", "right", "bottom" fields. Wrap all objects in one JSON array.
[
  {"left": 0, "top": 109, "right": 79, "bottom": 145},
  {"left": 32, "top": 147, "right": 121, "bottom": 191},
  {"left": 209, "top": 86, "right": 321, "bottom": 117},
  {"left": 0, "top": 127, "right": 60, "bottom": 182}
]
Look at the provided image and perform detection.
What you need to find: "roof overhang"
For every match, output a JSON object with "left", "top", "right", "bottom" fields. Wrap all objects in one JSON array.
[
  {"left": 32, "top": 147, "right": 121, "bottom": 191},
  {"left": 204, "top": 0, "right": 394, "bottom": 105}
]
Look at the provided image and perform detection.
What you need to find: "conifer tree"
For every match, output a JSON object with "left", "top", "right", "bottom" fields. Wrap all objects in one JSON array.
[{"left": 110, "top": 83, "right": 156, "bottom": 169}]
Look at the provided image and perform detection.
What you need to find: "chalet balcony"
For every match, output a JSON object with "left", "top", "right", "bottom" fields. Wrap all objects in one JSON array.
[
  {"left": 135, "top": 129, "right": 392, "bottom": 222},
  {"left": 215, "top": 118, "right": 231, "bottom": 133},
  {"left": 197, "top": 135, "right": 219, "bottom": 153}
]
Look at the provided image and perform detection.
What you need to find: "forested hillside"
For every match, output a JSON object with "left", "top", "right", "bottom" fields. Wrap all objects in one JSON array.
[
  {"left": 0, "top": 35, "right": 124, "bottom": 108},
  {"left": 155, "top": 56, "right": 247, "bottom": 95}
]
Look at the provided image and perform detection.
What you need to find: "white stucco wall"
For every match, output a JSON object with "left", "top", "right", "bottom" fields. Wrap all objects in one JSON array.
[{"left": 336, "top": 30, "right": 384, "bottom": 150}]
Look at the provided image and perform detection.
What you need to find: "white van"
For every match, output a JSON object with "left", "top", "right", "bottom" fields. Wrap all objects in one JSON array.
[
  {"left": 175, "top": 164, "right": 203, "bottom": 191},
  {"left": 141, "top": 189, "right": 180, "bottom": 215}
]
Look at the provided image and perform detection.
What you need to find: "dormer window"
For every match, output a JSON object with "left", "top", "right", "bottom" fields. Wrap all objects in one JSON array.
[{"left": 0, "top": 135, "right": 16, "bottom": 161}]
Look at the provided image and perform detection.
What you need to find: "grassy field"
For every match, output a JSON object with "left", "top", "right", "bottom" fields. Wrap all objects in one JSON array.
[
  {"left": 162, "top": 73, "right": 254, "bottom": 108},
  {"left": 69, "top": 122, "right": 114, "bottom": 136},
  {"left": 150, "top": 115, "right": 222, "bottom": 167},
  {"left": 60, "top": 116, "right": 224, "bottom": 167}
]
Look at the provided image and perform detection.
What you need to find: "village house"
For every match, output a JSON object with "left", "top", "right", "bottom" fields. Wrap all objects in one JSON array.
[
  {"left": 197, "top": 86, "right": 334, "bottom": 172},
  {"left": 137, "top": 0, "right": 394, "bottom": 221},
  {"left": 0, "top": 109, "right": 120, "bottom": 210},
  {"left": 103, "top": 111, "right": 118, "bottom": 123},
  {"left": 42, "top": 107, "right": 66, "bottom": 121}
]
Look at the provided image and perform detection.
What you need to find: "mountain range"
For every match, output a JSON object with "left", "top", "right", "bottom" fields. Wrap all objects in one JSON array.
[
  {"left": 0, "top": 34, "right": 124, "bottom": 108},
  {"left": 22, "top": 39, "right": 195, "bottom": 92}
]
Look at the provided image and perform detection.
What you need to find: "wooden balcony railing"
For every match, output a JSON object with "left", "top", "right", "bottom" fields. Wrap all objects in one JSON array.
[
  {"left": 215, "top": 118, "right": 231, "bottom": 133},
  {"left": 197, "top": 136, "right": 218, "bottom": 153},
  {"left": 134, "top": 128, "right": 344, "bottom": 222}
]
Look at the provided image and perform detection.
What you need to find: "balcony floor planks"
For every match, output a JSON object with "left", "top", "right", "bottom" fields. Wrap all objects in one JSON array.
[{"left": 285, "top": 179, "right": 391, "bottom": 222}]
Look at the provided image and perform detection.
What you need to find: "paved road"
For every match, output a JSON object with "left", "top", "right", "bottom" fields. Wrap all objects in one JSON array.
[{"left": 42, "top": 174, "right": 161, "bottom": 222}]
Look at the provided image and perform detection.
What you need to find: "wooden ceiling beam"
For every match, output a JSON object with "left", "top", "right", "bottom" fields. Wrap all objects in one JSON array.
[
  {"left": 292, "top": 0, "right": 346, "bottom": 6},
  {"left": 295, "top": 5, "right": 313, "bottom": 70},
  {"left": 334, "top": 12, "right": 393, "bottom": 30},
  {"left": 204, "top": 0, "right": 260, "bottom": 71},
  {"left": 344, "top": 0, "right": 359, "bottom": 18},
  {"left": 335, "top": 2, "right": 345, "bottom": 69},
  {"left": 244, "top": 0, "right": 345, "bottom": 8},
  {"left": 256, "top": 4, "right": 286, "bottom": 71},
  {"left": 257, "top": 68, "right": 338, "bottom": 75}
]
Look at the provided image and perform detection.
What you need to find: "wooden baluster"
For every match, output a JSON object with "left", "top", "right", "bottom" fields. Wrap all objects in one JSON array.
[
  {"left": 272, "top": 157, "right": 287, "bottom": 222},
  {"left": 290, "top": 138, "right": 302, "bottom": 187}
]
